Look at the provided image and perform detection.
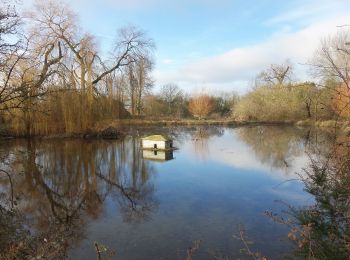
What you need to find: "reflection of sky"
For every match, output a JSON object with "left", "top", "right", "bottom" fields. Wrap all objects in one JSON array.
[
  {"left": 180, "top": 127, "right": 313, "bottom": 207},
  {"left": 185, "top": 128, "right": 309, "bottom": 181},
  {"left": 169, "top": 128, "right": 312, "bottom": 206},
  {"left": 142, "top": 131, "right": 312, "bottom": 258},
  {"left": 1, "top": 127, "right": 314, "bottom": 259},
  {"left": 75, "top": 148, "right": 310, "bottom": 259}
]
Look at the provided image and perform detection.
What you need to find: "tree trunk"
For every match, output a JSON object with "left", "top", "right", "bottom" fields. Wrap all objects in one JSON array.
[{"left": 305, "top": 101, "right": 312, "bottom": 118}]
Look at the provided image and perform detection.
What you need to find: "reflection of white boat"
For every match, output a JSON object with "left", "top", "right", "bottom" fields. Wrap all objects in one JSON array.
[{"left": 142, "top": 149, "right": 174, "bottom": 161}]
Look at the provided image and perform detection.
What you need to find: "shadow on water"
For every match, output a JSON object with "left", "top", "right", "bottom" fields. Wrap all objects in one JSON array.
[{"left": 0, "top": 125, "right": 348, "bottom": 259}]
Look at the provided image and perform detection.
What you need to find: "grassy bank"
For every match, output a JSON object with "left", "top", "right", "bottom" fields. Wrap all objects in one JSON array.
[
  {"left": 94, "top": 118, "right": 349, "bottom": 134},
  {"left": 2, "top": 118, "right": 349, "bottom": 139},
  {"left": 93, "top": 118, "right": 294, "bottom": 129},
  {"left": 296, "top": 119, "right": 350, "bottom": 133}
]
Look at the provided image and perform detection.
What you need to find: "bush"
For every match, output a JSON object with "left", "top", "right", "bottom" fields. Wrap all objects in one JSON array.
[{"left": 233, "top": 83, "right": 333, "bottom": 122}]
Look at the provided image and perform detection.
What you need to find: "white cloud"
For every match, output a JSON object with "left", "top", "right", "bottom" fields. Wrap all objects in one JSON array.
[
  {"left": 162, "top": 59, "right": 174, "bottom": 65},
  {"left": 154, "top": 13, "right": 350, "bottom": 94},
  {"left": 104, "top": 0, "right": 230, "bottom": 9},
  {"left": 266, "top": 8, "right": 320, "bottom": 25},
  {"left": 264, "top": 0, "right": 343, "bottom": 26}
]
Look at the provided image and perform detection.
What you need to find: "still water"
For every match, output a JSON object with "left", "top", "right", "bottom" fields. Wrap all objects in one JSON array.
[{"left": 1, "top": 126, "right": 325, "bottom": 259}]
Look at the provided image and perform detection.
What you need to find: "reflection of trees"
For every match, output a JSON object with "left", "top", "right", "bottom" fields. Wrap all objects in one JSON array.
[
  {"left": 0, "top": 136, "right": 158, "bottom": 258},
  {"left": 256, "top": 128, "right": 350, "bottom": 259},
  {"left": 237, "top": 126, "right": 334, "bottom": 172},
  {"left": 235, "top": 126, "right": 350, "bottom": 258},
  {"left": 267, "top": 133, "right": 350, "bottom": 258},
  {"left": 96, "top": 137, "right": 158, "bottom": 222},
  {"left": 191, "top": 126, "right": 224, "bottom": 160},
  {"left": 18, "top": 140, "right": 103, "bottom": 226},
  {"left": 21, "top": 137, "right": 157, "bottom": 224},
  {"left": 0, "top": 144, "right": 22, "bottom": 210},
  {"left": 237, "top": 126, "right": 305, "bottom": 170}
]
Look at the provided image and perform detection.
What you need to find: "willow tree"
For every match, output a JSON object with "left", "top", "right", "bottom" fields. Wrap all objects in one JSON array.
[
  {"left": 0, "top": 2, "right": 25, "bottom": 109},
  {"left": 0, "top": 2, "right": 64, "bottom": 136},
  {"left": 127, "top": 56, "right": 153, "bottom": 115},
  {"left": 27, "top": 0, "right": 154, "bottom": 132}
]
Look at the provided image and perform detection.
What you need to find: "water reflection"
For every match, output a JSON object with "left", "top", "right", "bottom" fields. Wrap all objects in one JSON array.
[
  {"left": 0, "top": 137, "right": 158, "bottom": 257},
  {"left": 237, "top": 126, "right": 308, "bottom": 170},
  {"left": 0, "top": 126, "right": 342, "bottom": 259},
  {"left": 267, "top": 133, "right": 350, "bottom": 258},
  {"left": 232, "top": 126, "right": 336, "bottom": 178},
  {"left": 190, "top": 126, "right": 224, "bottom": 160},
  {"left": 142, "top": 149, "right": 174, "bottom": 161}
]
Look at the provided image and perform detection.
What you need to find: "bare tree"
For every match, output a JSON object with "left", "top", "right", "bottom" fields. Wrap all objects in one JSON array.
[
  {"left": 0, "top": 2, "right": 63, "bottom": 113},
  {"left": 311, "top": 30, "right": 350, "bottom": 119},
  {"left": 126, "top": 56, "right": 153, "bottom": 115},
  {"left": 159, "top": 83, "right": 184, "bottom": 116},
  {"left": 256, "top": 61, "right": 293, "bottom": 87},
  {"left": 0, "top": 1, "right": 21, "bottom": 64},
  {"left": 26, "top": 0, "right": 154, "bottom": 128},
  {"left": 30, "top": 1, "right": 154, "bottom": 94},
  {"left": 0, "top": 1, "right": 21, "bottom": 108},
  {"left": 312, "top": 30, "right": 350, "bottom": 91},
  {"left": 97, "top": 25, "right": 154, "bottom": 86}
]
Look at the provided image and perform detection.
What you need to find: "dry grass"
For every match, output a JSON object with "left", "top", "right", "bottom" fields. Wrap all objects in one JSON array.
[
  {"left": 344, "top": 126, "right": 350, "bottom": 134},
  {"left": 93, "top": 119, "right": 242, "bottom": 131},
  {"left": 315, "top": 120, "right": 338, "bottom": 128},
  {"left": 295, "top": 120, "right": 350, "bottom": 132},
  {"left": 295, "top": 119, "right": 313, "bottom": 126}
]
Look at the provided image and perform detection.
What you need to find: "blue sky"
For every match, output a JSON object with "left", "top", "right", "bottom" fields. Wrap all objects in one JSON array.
[{"left": 23, "top": 0, "right": 350, "bottom": 93}]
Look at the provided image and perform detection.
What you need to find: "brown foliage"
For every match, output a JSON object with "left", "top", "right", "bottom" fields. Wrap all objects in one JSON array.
[
  {"left": 188, "top": 94, "right": 214, "bottom": 119},
  {"left": 331, "top": 84, "right": 350, "bottom": 118},
  {"left": 4, "top": 90, "right": 130, "bottom": 136}
]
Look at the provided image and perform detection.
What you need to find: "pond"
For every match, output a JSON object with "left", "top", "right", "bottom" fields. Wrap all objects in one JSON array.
[{"left": 0, "top": 126, "right": 333, "bottom": 259}]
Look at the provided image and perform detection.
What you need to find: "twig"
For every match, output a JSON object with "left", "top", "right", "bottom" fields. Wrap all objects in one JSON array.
[{"left": 94, "top": 242, "right": 101, "bottom": 260}]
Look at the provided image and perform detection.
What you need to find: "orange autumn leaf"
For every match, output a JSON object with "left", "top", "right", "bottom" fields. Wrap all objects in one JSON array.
[{"left": 332, "top": 84, "right": 350, "bottom": 118}]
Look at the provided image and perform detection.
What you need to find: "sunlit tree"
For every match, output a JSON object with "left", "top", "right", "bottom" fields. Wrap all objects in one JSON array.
[
  {"left": 188, "top": 92, "right": 214, "bottom": 119},
  {"left": 332, "top": 83, "right": 350, "bottom": 118}
]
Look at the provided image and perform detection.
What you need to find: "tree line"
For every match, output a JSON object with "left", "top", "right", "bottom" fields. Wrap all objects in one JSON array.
[
  {"left": 151, "top": 32, "right": 350, "bottom": 123},
  {"left": 142, "top": 83, "right": 238, "bottom": 119},
  {"left": 1, "top": 1, "right": 350, "bottom": 137}
]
